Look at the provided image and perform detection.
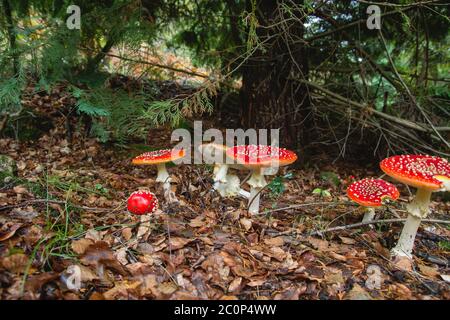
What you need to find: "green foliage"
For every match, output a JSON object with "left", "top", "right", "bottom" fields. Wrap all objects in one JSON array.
[
  {"left": 320, "top": 171, "right": 341, "bottom": 187},
  {"left": 438, "top": 240, "right": 450, "bottom": 251},
  {"left": 267, "top": 172, "right": 293, "bottom": 199},
  {"left": 0, "top": 73, "right": 25, "bottom": 116},
  {"left": 312, "top": 188, "right": 332, "bottom": 198}
]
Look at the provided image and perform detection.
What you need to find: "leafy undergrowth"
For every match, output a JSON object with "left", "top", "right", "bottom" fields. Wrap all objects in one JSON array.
[{"left": 0, "top": 125, "right": 449, "bottom": 300}]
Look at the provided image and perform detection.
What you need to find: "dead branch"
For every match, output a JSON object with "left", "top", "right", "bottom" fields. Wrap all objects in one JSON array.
[
  {"left": 295, "top": 78, "right": 450, "bottom": 134},
  {"left": 310, "top": 218, "right": 450, "bottom": 236},
  {"left": 0, "top": 199, "right": 122, "bottom": 212}
]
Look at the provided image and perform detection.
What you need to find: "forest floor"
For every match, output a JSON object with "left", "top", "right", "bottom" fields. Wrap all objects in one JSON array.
[{"left": 0, "top": 87, "right": 449, "bottom": 300}]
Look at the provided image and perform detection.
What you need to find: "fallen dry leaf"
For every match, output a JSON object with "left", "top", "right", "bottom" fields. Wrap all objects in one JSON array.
[
  {"left": 103, "top": 281, "right": 141, "bottom": 300},
  {"left": 71, "top": 238, "right": 94, "bottom": 255},
  {"left": 264, "top": 236, "right": 284, "bottom": 247},
  {"left": 392, "top": 256, "right": 413, "bottom": 272},
  {"left": 307, "top": 237, "right": 330, "bottom": 251},
  {"left": 80, "top": 241, "right": 128, "bottom": 276},
  {"left": 158, "top": 282, "right": 178, "bottom": 295},
  {"left": 339, "top": 236, "right": 356, "bottom": 245},
  {"left": 189, "top": 216, "right": 205, "bottom": 228},
  {"left": 13, "top": 185, "right": 28, "bottom": 194},
  {"left": 84, "top": 229, "right": 103, "bottom": 241},
  {"left": 168, "top": 237, "right": 192, "bottom": 250},
  {"left": 345, "top": 284, "right": 372, "bottom": 300},
  {"left": 266, "top": 247, "right": 287, "bottom": 262},
  {"left": 0, "top": 223, "right": 22, "bottom": 241},
  {"left": 418, "top": 264, "right": 440, "bottom": 278},
  {"left": 228, "top": 277, "right": 242, "bottom": 293},
  {"left": 240, "top": 218, "right": 252, "bottom": 231},
  {"left": 121, "top": 228, "right": 133, "bottom": 241},
  {"left": 1, "top": 254, "right": 29, "bottom": 273}
]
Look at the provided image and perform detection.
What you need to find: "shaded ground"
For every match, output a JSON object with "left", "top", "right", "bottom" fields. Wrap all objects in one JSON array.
[{"left": 0, "top": 89, "right": 449, "bottom": 300}]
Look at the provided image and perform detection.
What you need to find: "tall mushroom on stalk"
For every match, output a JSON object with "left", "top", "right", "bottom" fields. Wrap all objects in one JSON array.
[
  {"left": 198, "top": 143, "right": 250, "bottom": 198},
  {"left": 226, "top": 145, "right": 297, "bottom": 215},
  {"left": 380, "top": 155, "right": 450, "bottom": 258},
  {"left": 347, "top": 178, "right": 400, "bottom": 223},
  {"left": 132, "top": 148, "right": 185, "bottom": 203}
]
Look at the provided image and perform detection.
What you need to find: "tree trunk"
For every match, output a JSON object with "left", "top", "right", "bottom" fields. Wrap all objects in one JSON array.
[
  {"left": 86, "top": 38, "right": 116, "bottom": 73},
  {"left": 2, "top": 0, "right": 18, "bottom": 74},
  {"left": 240, "top": 0, "right": 310, "bottom": 150}
]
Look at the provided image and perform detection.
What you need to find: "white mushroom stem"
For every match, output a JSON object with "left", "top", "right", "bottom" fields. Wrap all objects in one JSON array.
[
  {"left": 214, "top": 174, "right": 251, "bottom": 198},
  {"left": 156, "top": 163, "right": 170, "bottom": 184},
  {"left": 155, "top": 163, "right": 178, "bottom": 203},
  {"left": 391, "top": 214, "right": 421, "bottom": 259},
  {"left": 239, "top": 189, "right": 251, "bottom": 199},
  {"left": 137, "top": 215, "right": 152, "bottom": 239},
  {"left": 213, "top": 164, "right": 229, "bottom": 183},
  {"left": 213, "top": 164, "right": 228, "bottom": 195},
  {"left": 391, "top": 188, "right": 432, "bottom": 258},
  {"left": 406, "top": 188, "right": 432, "bottom": 219},
  {"left": 247, "top": 168, "right": 267, "bottom": 215},
  {"left": 362, "top": 207, "right": 376, "bottom": 223}
]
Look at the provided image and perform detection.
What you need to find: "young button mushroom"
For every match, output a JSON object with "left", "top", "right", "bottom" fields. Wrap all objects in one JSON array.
[
  {"left": 127, "top": 190, "right": 159, "bottom": 215},
  {"left": 132, "top": 148, "right": 185, "bottom": 203},
  {"left": 380, "top": 155, "right": 450, "bottom": 258},
  {"left": 127, "top": 190, "right": 159, "bottom": 239},
  {"left": 347, "top": 178, "right": 399, "bottom": 223},
  {"left": 226, "top": 145, "right": 297, "bottom": 215},
  {"left": 198, "top": 143, "right": 249, "bottom": 198}
]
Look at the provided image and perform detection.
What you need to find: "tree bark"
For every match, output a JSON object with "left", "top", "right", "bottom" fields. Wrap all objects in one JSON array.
[
  {"left": 86, "top": 38, "right": 116, "bottom": 73},
  {"left": 240, "top": 0, "right": 310, "bottom": 150},
  {"left": 2, "top": 0, "right": 18, "bottom": 74}
]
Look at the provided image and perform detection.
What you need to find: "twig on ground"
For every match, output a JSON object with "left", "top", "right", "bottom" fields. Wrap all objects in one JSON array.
[
  {"left": 259, "top": 201, "right": 350, "bottom": 215},
  {"left": 310, "top": 218, "right": 450, "bottom": 236},
  {"left": 0, "top": 199, "right": 123, "bottom": 212}
]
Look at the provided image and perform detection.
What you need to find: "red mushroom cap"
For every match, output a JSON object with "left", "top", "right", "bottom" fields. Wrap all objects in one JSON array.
[
  {"left": 127, "top": 190, "right": 159, "bottom": 215},
  {"left": 380, "top": 155, "right": 450, "bottom": 191},
  {"left": 225, "top": 145, "right": 297, "bottom": 169},
  {"left": 347, "top": 178, "right": 399, "bottom": 207},
  {"left": 132, "top": 148, "right": 185, "bottom": 165}
]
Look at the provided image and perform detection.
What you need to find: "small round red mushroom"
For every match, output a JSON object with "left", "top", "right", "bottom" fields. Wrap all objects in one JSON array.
[
  {"left": 347, "top": 178, "right": 399, "bottom": 223},
  {"left": 127, "top": 190, "right": 159, "bottom": 215},
  {"left": 132, "top": 148, "right": 185, "bottom": 203},
  {"left": 347, "top": 178, "right": 399, "bottom": 207},
  {"left": 226, "top": 145, "right": 298, "bottom": 214},
  {"left": 380, "top": 154, "right": 450, "bottom": 258}
]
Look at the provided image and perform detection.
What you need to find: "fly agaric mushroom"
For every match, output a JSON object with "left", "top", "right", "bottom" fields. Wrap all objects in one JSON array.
[
  {"left": 347, "top": 178, "right": 400, "bottom": 223},
  {"left": 380, "top": 155, "right": 450, "bottom": 258},
  {"left": 127, "top": 190, "right": 159, "bottom": 215},
  {"left": 132, "top": 148, "right": 185, "bottom": 203},
  {"left": 226, "top": 145, "right": 297, "bottom": 214},
  {"left": 127, "top": 190, "right": 159, "bottom": 239},
  {"left": 199, "top": 143, "right": 249, "bottom": 198}
]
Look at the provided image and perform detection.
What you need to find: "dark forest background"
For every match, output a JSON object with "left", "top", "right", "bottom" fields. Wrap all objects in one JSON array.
[{"left": 0, "top": 0, "right": 449, "bottom": 162}]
